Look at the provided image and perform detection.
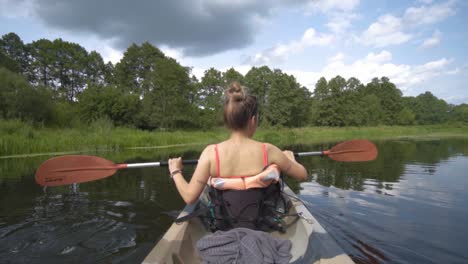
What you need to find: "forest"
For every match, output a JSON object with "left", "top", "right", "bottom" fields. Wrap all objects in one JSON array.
[{"left": 1, "top": 32, "right": 467, "bottom": 130}]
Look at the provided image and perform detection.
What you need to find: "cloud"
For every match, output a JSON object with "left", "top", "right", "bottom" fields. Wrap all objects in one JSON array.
[
  {"left": 247, "top": 28, "right": 333, "bottom": 65},
  {"left": 306, "top": 0, "right": 360, "bottom": 13},
  {"left": 326, "top": 12, "right": 359, "bottom": 34},
  {"left": 403, "top": 0, "right": 456, "bottom": 26},
  {"left": 3, "top": 0, "right": 322, "bottom": 57},
  {"left": 358, "top": 1, "right": 456, "bottom": 48},
  {"left": 359, "top": 15, "right": 412, "bottom": 47},
  {"left": 101, "top": 46, "right": 124, "bottom": 64},
  {"left": 282, "top": 51, "right": 452, "bottom": 93},
  {"left": 0, "top": 0, "right": 36, "bottom": 18},
  {"left": 420, "top": 30, "right": 442, "bottom": 48}
]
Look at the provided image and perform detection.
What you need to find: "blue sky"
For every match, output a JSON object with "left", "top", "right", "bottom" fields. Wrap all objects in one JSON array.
[{"left": 1, "top": 0, "right": 467, "bottom": 104}]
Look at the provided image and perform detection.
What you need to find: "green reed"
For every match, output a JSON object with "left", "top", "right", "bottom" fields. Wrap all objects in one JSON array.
[{"left": 1, "top": 119, "right": 467, "bottom": 158}]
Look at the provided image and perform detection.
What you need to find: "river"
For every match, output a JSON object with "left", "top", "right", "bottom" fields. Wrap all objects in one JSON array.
[{"left": 0, "top": 138, "right": 467, "bottom": 263}]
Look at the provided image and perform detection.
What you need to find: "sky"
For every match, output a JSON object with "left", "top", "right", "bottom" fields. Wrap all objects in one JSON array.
[{"left": 1, "top": 0, "right": 467, "bottom": 104}]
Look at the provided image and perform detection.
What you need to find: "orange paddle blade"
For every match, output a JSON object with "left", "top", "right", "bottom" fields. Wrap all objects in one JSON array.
[
  {"left": 35, "top": 155, "right": 120, "bottom": 186},
  {"left": 325, "top": 140, "right": 378, "bottom": 162}
]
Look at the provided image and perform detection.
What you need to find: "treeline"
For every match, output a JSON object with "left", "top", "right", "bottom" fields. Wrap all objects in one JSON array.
[{"left": 0, "top": 32, "right": 467, "bottom": 129}]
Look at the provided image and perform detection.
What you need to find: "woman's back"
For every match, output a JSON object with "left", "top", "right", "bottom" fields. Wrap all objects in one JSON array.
[{"left": 210, "top": 138, "right": 267, "bottom": 178}]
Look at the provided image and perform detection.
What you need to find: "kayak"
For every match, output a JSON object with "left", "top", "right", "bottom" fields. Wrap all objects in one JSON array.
[{"left": 143, "top": 184, "right": 355, "bottom": 264}]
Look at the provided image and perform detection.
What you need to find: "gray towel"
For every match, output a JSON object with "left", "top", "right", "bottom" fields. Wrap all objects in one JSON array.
[{"left": 196, "top": 227, "right": 292, "bottom": 264}]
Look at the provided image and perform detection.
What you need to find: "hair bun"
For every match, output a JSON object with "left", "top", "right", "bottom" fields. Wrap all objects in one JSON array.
[{"left": 225, "top": 81, "right": 246, "bottom": 102}]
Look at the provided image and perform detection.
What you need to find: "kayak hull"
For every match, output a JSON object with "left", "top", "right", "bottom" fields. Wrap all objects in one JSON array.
[{"left": 143, "top": 185, "right": 355, "bottom": 264}]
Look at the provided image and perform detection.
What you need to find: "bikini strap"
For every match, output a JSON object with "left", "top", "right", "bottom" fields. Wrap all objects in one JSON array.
[
  {"left": 262, "top": 143, "right": 268, "bottom": 167},
  {"left": 214, "top": 144, "right": 220, "bottom": 178}
]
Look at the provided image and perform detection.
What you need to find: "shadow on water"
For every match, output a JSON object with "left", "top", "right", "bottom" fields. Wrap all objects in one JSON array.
[{"left": 0, "top": 138, "right": 468, "bottom": 263}]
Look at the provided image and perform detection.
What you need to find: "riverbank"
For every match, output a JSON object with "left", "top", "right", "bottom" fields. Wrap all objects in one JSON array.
[{"left": 1, "top": 119, "right": 467, "bottom": 158}]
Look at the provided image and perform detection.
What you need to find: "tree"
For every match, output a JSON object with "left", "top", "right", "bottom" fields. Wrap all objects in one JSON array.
[
  {"left": 0, "top": 32, "right": 28, "bottom": 74},
  {"left": 362, "top": 77, "right": 403, "bottom": 125},
  {"left": 397, "top": 108, "right": 416, "bottom": 125},
  {"left": 449, "top": 104, "right": 468, "bottom": 123},
  {"left": 313, "top": 76, "right": 348, "bottom": 126},
  {"left": 78, "top": 84, "right": 140, "bottom": 126},
  {"left": 0, "top": 67, "right": 54, "bottom": 124},
  {"left": 407, "top": 92, "right": 449, "bottom": 124},
  {"left": 264, "top": 70, "right": 310, "bottom": 127},
  {"left": 28, "top": 39, "right": 55, "bottom": 88},
  {"left": 113, "top": 42, "right": 165, "bottom": 95},
  {"left": 197, "top": 68, "right": 224, "bottom": 128},
  {"left": 140, "top": 57, "right": 197, "bottom": 129},
  {"left": 51, "top": 39, "right": 89, "bottom": 101},
  {"left": 223, "top": 67, "right": 244, "bottom": 85},
  {"left": 244, "top": 66, "right": 273, "bottom": 124},
  {"left": 0, "top": 50, "right": 21, "bottom": 73},
  {"left": 86, "top": 51, "right": 108, "bottom": 85}
]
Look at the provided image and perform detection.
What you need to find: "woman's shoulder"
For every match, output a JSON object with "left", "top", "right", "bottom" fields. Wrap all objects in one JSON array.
[
  {"left": 262, "top": 142, "right": 279, "bottom": 151},
  {"left": 202, "top": 144, "right": 216, "bottom": 153}
]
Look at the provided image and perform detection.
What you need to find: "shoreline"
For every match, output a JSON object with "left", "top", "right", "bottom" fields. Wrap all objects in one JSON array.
[{"left": 1, "top": 121, "right": 467, "bottom": 158}]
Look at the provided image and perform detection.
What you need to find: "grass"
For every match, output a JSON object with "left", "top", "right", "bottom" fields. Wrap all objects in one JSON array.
[{"left": 1, "top": 119, "right": 468, "bottom": 158}]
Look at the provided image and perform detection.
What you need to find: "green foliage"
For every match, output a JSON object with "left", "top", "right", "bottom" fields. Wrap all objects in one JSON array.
[
  {"left": 223, "top": 67, "right": 244, "bottom": 85},
  {"left": 0, "top": 32, "right": 27, "bottom": 74},
  {"left": 244, "top": 66, "right": 273, "bottom": 125},
  {"left": 362, "top": 77, "right": 403, "bottom": 125},
  {"left": 397, "top": 108, "right": 416, "bottom": 125},
  {"left": 0, "top": 68, "right": 54, "bottom": 124},
  {"left": 140, "top": 57, "right": 198, "bottom": 129},
  {"left": 0, "top": 32, "right": 465, "bottom": 132},
  {"left": 197, "top": 68, "right": 224, "bottom": 128},
  {"left": 405, "top": 92, "right": 449, "bottom": 124},
  {"left": 113, "top": 42, "right": 165, "bottom": 95},
  {"left": 51, "top": 101, "right": 80, "bottom": 128},
  {"left": 448, "top": 104, "right": 468, "bottom": 123},
  {"left": 0, "top": 50, "right": 21, "bottom": 73},
  {"left": 264, "top": 70, "right": 310, "bottom": 127},
  {"left": 78, "top": 84, "right": 140, "bottom": 126}
]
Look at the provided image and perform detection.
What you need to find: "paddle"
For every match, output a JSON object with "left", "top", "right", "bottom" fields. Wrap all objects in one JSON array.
[{"left": 35, "top": 139, "right": 377, "bottom": 187}]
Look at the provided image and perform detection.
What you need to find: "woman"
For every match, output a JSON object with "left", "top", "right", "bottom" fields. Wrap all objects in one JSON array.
[{"left": 168, "top": 82, "right": 307, "bottom": 230}]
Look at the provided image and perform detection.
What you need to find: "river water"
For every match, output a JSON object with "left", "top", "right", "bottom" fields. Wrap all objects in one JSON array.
[{"left": 0, "top": 138, "right": 467, "bottom": 263}]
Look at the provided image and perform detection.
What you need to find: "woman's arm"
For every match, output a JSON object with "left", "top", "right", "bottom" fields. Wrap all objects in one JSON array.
[
  {"left": 168, "top": 145, "right": 212, "bottom": 204},
  {"left": 266, "top": 143, "right": 308, "bottom": 181}
]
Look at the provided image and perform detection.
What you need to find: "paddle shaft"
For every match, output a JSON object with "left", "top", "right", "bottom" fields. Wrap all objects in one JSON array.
[{"left": 118, "top": 151, "right": 327, "bottom": 169}]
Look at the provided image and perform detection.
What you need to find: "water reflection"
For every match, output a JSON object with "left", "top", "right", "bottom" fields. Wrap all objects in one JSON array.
[{"left": 298, "top": 139, "right": 468, "bottom": 264}]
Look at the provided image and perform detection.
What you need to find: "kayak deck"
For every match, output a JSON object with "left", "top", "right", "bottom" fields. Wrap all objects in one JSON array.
[{"left": 143, "top": 185, "right": 354, "bottom": 264}]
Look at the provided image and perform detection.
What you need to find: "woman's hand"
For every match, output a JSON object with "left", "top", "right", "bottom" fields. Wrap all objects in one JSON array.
[
  {"left": 168, "top": 157, "right": 183, "bottom": 175},
  {"left": 282, "top": 150, "right": 296, "bottom": 161}
]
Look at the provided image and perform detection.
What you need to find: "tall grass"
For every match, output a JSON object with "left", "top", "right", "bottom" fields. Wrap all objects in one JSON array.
[{"left": 1, "top": 119, "right": 467, "bottom": 157}]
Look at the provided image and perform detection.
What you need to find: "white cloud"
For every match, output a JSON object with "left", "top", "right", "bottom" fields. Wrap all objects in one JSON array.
[
  {"left": 248, "top": 27, "right": 333, "bottom": 65},
  {"left": 403, "top": 0, "right": 456, "bottom": 26},
  {"left": 282, "top": 51, "right": 452, "bottom": 92},
  {"left": 420, "top": 30, "right": 442, "bottom": 48},
  {"left": 358, "top": 1, "right": 456, "bottom": 48},
  {"left": 326, "top": 12, "right": 359, "bottom": 34},
  {"left": 160, "top": 46, "right": 184, "bottom": 62},
  {"left": 100, "top": 46, "right": 123, "bottom": 64},
  {"left": 328, "top": 52, "right": 345, "bottom": 62},
  {"left": 307, "top": 0, "right": 360, "bottom": 13},
  {"left": 306, "top": 1, "right": 360, "bottom": 44},
  {"left": 359, "top": 15, "right": 412, "bottom": 47}
]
